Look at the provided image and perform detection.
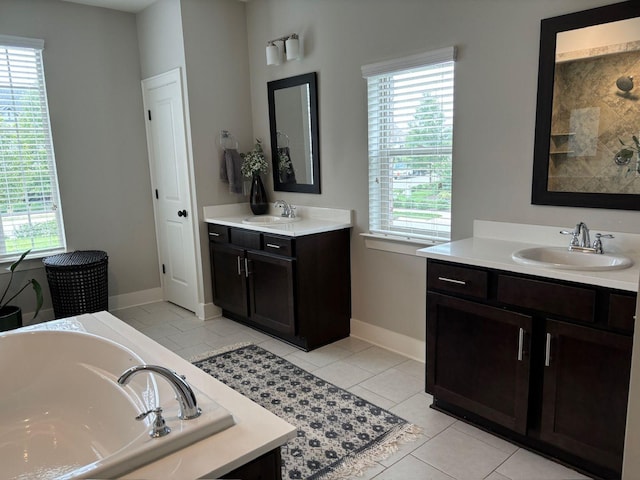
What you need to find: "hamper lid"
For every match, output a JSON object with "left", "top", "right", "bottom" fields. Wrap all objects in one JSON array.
[{"left": 42, "top": 250, "right": 108, "bottom": 267}]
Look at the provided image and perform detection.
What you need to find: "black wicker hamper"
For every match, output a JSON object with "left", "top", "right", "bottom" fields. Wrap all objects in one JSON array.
[{"left": 42, "top": 250, "right": 108, "bottom": 319}]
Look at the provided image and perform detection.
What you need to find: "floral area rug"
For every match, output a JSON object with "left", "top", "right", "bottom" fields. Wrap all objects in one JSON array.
[{"left": 192, "top": 344, "right": 422, "bottom": 480}]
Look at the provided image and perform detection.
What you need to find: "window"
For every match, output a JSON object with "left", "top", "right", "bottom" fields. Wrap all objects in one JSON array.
[
  {"left": 0, "top": 35, "right": 65, "bottom": 260},
  {"left": 363, "top": 47, "right": 455, "bottom": 242}
]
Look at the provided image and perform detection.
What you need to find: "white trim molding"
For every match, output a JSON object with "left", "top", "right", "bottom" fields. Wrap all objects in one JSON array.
[{"left": 350, "top": 317, "right": 425, "bottom": 363}]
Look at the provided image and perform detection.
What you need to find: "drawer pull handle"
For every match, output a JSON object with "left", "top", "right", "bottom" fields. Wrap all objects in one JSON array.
[
  {"left": 244, "top": 258, "right": 251, "bottom": 278},
  {"left": 517, "top": 327, "right": 525, "bottom": 361},
  {"left": 237, "top": 256, "right": 243, "bottom": 276},
  {"left": 209, "top": 232, "right": 220, "bottom": 237},
  {"left": 437, "top": 276, "right": 467, "bottom": 286},
  {"left": 545, "top": 333, "right": 552, "bottom": 367},
  {"left": 266, "top": 243, "right": 281, "bottom": 249}
]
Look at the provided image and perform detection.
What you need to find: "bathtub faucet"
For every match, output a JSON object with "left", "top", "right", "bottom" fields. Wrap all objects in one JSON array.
[{"left": 117, "top": 365, "right": 201, "bottom": 420}]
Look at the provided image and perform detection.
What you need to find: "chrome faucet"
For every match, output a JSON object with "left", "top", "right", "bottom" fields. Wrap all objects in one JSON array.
[
  {"left": 560, "top": 222, "right": 614, "bottom": 253},
  {"left": 577, "top": 222, "right": 591, "bottom": 248},
  {"left": 118, "top": 365, "right": 201, "bottom": 420},
  {"left": 274, "top": 200, "right": 296, "bottom": 218}
]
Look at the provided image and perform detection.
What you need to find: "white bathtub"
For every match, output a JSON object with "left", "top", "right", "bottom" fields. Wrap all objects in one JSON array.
[{"left": 0, "top": 325, "right": 234, "bottom": 479}]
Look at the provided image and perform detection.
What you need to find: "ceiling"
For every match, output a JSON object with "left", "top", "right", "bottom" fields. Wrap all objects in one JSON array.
[
  {"left": 61, "top": 0, "right": 246, "bottom": 13},
  {"left": 61, "top": 0, "right": 158, "bottom": 13}
]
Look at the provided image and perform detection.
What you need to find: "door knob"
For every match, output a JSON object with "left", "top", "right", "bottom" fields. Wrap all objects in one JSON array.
[{"left": 178, "top": 209, "right": 188, "bottom": 218}]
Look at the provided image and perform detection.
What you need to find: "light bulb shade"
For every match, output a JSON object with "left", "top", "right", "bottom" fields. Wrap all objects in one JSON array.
[
  {"left": 266, "top": 43, "right": 280, "bottom": 65},
  {"left": 285, "top": 36, "right": 300, "bottom": 60}
]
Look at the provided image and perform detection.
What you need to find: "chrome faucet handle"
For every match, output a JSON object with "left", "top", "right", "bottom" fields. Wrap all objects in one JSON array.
[
  {"left": 289, "top": 205, "right": 296, "bottom": 218},
  {"left": 136, "top": 407, "right": 171, "bottom": 438},
  {"left": 560, "top": 229, "right": 580, "bottom": 246},
  {"left": 593, "top": 233, "right": 614, "bottom": 254}
]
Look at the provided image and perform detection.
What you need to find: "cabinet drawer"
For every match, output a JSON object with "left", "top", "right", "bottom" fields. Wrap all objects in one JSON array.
[
  {"left": 230, "top": 228, "right": 261, "bottom": 250},
  {"left": 427, "top": 261, "right": 488, "bottom": 299},
  {"left": 609, "top": 294, "right": 637, "bottom": 333},
  {"left": 497, "top": 275, "right": 595, "bottom": 323},
  {"left": 208, "top": 224, "right": 229, "bottom": 243},
  {"left": 263, "top": 234, "right": 294, "bottom": 257}
]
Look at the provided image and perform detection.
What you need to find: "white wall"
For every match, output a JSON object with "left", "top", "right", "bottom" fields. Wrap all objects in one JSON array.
[
  {"left": 245, "top": 0, "right": 640, "bottom": 342},
  {"left": 180, "top": 0, "right": 253, "bottom": 307},
  {"left": 0, "top": 0, "right": 158, "bottom": 316}
]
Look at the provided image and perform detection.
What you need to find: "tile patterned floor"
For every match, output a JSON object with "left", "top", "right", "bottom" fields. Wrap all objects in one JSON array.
[{"left": 112, "top": 302, "right": 592, "bottom": 480}]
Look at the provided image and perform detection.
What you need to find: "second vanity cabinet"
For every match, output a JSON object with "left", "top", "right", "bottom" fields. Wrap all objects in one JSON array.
[
  {"left": 208, "top": 223, "right": 351, "bottom": 350},
  {"left": 426, "top": 259, "right": 636, "bottom": 479}
]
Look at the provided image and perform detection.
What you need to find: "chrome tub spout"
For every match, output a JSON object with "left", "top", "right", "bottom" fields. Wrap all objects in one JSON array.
[{"left": 118, "top": 365, "right": 201, "bottom": 420}]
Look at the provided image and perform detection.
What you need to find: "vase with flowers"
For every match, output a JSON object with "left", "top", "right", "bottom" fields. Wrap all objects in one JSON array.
[{"left": 241, "top": 139, "right": 270, "bottom": 215}]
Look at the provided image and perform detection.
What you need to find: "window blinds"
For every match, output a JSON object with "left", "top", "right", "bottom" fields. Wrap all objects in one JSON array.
[
  {"left": 0, "top": 35, "right": 65, "bottom": 259},
  {"left": 363, "top": 47, "right": 455, "bottom": 242}
]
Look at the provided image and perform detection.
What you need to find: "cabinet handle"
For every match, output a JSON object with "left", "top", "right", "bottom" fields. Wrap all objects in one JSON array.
[
  {"left": 266, "top": 243, "right": 281, "bottom": 249},
  {"left": 517, "top": 327, "right": 525, "bottom": 361},
  {"left": 244, "top": 258, "right": 251, "bottom": 278},
  {"left": 545, "top": 333, "right": 552, "bottom": 367},
  {"left": 209, "top": 232, "right": 220, "bottom": 237},
  {"left": 437, "top": 276, "right": 467, "bottom": 286},
  {"left": 237, "top": 256, "right": 243, "bottom": 276}
]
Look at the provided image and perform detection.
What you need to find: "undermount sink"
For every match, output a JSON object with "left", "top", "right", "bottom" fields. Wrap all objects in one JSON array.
[
  {"left": 242, "top": 215, "right": 300, "bottom": 225},
  {"left": 512, "top": 247, "right": 633, "bottom": 271}
]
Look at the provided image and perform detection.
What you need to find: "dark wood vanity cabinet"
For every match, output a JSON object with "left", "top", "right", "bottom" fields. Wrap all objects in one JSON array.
[
  {"left": 426, "top": 259, "right": 636, "bottom": 479},
  {"left": 208, "top": 223, "right": 350, "bottom": 350}
]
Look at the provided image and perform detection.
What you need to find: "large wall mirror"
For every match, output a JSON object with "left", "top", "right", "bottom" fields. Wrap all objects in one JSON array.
[
  {"left": 268, "top": 72, "right": 320, "bottom": 194},
  {"left": 531, "top": 1, "right": 640, "bottom": 210}
]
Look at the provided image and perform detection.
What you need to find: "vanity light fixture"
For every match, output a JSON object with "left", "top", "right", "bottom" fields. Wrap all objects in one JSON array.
[{"left": 266, "top": 34, "right": 300, "bottom": 66}]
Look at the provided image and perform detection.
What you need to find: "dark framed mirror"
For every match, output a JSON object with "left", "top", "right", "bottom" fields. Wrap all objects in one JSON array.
[
  {"left": 268, "top": 72, "right": 320, "bottom": 194},
  {"left": 532, "top": 1, "right": 640, "bottom": 210}
]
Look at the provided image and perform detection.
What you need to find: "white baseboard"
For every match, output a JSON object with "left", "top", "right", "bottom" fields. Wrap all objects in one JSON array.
[
  {"left": 108, "top": 287, "right": 164, "bottom": 311},
  {"left": 199, "top": 302, "right": 222, "bottom": 320},
  {"left": 350, "top": 318, "right": 425, "bottom": 363}
]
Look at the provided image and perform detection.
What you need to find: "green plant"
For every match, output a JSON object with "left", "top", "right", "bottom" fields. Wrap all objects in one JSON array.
[
  {"left": 240, "top": 139, "right": 269, "bottom": 178},
  {"left": 0, "top": 249, "right": 43, "bottom": 319},
  {"left": 616, "top": 135, "right": 640, "bottom": 173}
]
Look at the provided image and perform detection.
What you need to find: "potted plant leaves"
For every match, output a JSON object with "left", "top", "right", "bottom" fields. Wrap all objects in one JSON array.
[{"left": 0, "top": 249, "right": 44, "bottom": 332}]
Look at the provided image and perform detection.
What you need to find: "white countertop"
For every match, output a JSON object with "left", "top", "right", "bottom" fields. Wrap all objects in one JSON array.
[
  {"left": 416, "top": 220, "right": 640, "bottom": 292},
  {"left": 27, "top": 312, "right": 296, "bottom": 479},
  {"left": 203, "top": 203, "right": 352, "bottom": 237}
]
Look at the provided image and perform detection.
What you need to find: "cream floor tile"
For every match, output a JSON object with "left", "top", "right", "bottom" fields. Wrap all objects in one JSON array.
[
  {"left": 347, "top": 385, "right": 397, "bottom": 411},
  {"left": 166, "top": 326, "right": 225, "bottom": 349},
  {"left": 378, "top": 433, "right": 430, "bottom": 468},
  {"left": 485, "top": 472, "right": 512, "bottom": 480},
  {"left": 360, "top": 368, "right": 424, "bottom": 404},
  {"left": 390, "top": 394, "right": 456, "bottom": 438},
  {"left": 204, "top": 317, "right": 249, "bottom": 336},
  {"left": 374, "top": 454, "right": 455, "bottom": 480},
  {"left": 282, "top": 352, "right": 322, "bottom": 372},
  {"left": 332, "top": 335, "right": 374, "bottom": 353},
  {"left": 413, "top": 427, "right": 511, "bottom": 480},
  {"left": 169, "top": 316, "right": 207, "bottom": 332},
  {"left": 450, "top": 421, "right": 518, "bottom": 455},
  {"left": 289, "top": 343, "right": 352, "bottom": 367},
  {"left": 343, "top": 346, "right": 408, "bottom": 374},
  {"left": 312, "top": 360, "right": 375, "bottom": 389},
  {"left": 496, "top": 448, "right": 591, "bottom": 480},
  {"left": 259, "top": 338, "right": 301, "bottom": 357},
  {"left": 136, "top": 322, "right": 183, "bottom": 340},
  {"left": 174, "top": 343, "right": 220, "bottom": 361},
  {"left": 395, "top": 357, "right": 426, "bottom": 379}
]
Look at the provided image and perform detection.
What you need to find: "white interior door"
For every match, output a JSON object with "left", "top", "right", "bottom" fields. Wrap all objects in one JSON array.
[{"left": 142, "top": 69, "right": 197, "bottom": 312}]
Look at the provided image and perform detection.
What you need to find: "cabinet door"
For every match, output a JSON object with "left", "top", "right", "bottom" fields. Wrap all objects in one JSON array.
[
  {"left": 427, "top": 292, "right": 532, "bottom": 434},
  {"left": 210, "top": 242, "right": 248, "bottom": 316},
  {"left": 541, "top": 320, "right": 632, "bottom": 473},
  {"left": 247, "top": 251, "right": 296, "bottom": 336}
]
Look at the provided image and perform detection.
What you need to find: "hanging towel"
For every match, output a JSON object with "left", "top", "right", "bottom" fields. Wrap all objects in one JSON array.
[{"left": 223, "top": 148, "right": 244, "bottom": 194}]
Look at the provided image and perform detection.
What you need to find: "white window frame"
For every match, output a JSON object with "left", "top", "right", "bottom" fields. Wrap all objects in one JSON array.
[
  {"left": 363, "top": 47, "right": 456, "bottom": 245},
  {"left": 0, "top": 34, "right": 66, "bottom": 261}
]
